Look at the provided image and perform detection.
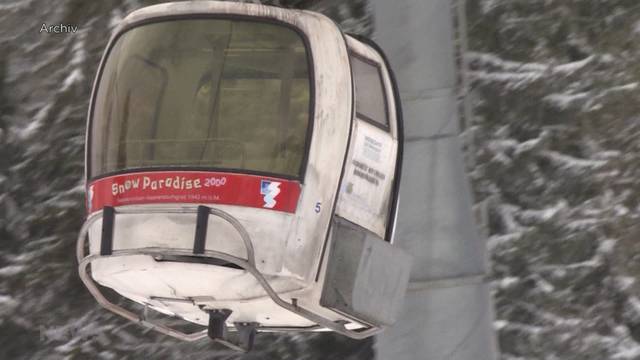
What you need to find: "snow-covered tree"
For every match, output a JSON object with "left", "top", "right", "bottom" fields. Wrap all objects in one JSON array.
[{"left": 468, "top": 0, "right": 640, "bottom": 358}]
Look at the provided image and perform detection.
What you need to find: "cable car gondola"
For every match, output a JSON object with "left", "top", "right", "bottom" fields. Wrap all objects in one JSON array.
[{"left": 77, "top": 1, "right": 411, "bottom": 351}]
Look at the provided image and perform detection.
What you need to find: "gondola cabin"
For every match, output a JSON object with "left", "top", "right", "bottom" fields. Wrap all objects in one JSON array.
[{"left": 77, "top": 1, "right": 411, "bottom": 350}]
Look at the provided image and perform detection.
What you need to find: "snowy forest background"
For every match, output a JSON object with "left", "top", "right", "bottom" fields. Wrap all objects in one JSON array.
[{"left": 2, "top": 0, "right": 640, "bottom": 358}]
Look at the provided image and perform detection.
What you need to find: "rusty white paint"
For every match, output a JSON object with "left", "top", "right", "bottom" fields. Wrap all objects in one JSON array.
[
  {"left": 86, "top": 1, "right": 359, "bottom": 329},
  {"left": 85, "top": 1, "right": 402, "bottom": 332}
]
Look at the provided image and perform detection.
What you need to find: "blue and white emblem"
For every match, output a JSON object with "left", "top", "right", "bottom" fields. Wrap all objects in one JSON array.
[{"left": 260, "top": 180, "right": 281, "bottom": 208}]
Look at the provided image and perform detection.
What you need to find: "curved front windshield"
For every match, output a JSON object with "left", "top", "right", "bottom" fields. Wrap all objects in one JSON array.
[{"left": 90, "top": 19, "right": 311, "bottom": 179}]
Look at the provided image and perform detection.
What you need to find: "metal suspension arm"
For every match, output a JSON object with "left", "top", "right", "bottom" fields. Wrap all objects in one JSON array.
[{"left": 77, "top": 206, "right": 382, "bottom": 351}]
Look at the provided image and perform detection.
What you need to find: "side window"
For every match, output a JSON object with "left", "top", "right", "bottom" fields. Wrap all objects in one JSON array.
[{"left": 350, "top": 54, "right": 389, "bottom": 129}]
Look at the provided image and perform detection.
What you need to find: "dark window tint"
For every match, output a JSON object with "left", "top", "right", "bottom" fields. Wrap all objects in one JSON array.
[
  {"left": 350, "top": 55, "right": 388, "bottom": 128},
  {"left": 90, "top": 19, "right": 311, "bottom": 179}
]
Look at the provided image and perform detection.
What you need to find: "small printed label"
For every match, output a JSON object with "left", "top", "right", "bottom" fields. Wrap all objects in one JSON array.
[
  {"left": 352, "top": 159, "right": 386, "bottom": 186},
  {"left": 363, "top": 135, "right": 383, "bottom": 163}
]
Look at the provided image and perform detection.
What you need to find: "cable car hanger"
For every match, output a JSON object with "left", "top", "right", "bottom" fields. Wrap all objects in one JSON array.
[{"left": 79, "top": 1, "right": 410, "bottom": 352}]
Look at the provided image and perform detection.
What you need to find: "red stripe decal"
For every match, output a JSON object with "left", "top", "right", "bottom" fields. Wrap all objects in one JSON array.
[{"left": 87, "top": 171, "right": 301, "bottom": 214}]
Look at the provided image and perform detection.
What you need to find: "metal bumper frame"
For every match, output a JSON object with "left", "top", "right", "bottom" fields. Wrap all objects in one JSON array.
[{"left": 76, "top": 206, "right": 381, "bottom": 351}]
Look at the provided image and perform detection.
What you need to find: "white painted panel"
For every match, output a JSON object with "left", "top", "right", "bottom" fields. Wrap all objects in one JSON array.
[
  {"left": 88, "top": 204, "right": 294, "bottom": 276},
  {"left": 336, "top": 121, "right": 396, "bottom": 236}
]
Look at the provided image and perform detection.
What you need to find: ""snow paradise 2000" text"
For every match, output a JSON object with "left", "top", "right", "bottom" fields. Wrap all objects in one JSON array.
[{"left": 111, "top": 175, "right": 227, "bottom": 196}]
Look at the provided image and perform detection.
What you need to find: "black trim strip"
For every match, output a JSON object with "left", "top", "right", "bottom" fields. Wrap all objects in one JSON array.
[
  {"left": 86, "top": 14, "right": 316, "bottom": 185},
  {"left": 88, "top": 166, "right": 299, "bottom": 183},
  {"left": 153, "top": 254, "right": 243, "bottom": 270},
  {"left": 100, "top": 206, "right": 115, "bottom": 255},
  {"left": 193, "top": 205, "right": 210, "bottom": 254}
]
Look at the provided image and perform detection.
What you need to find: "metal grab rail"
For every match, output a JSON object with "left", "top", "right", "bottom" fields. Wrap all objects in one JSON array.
[
  {"left": 76, "top": 206, "right": 382, "bottom": 349},
  {"left": 77, "top": 206, "right": 256, "bottom": 266}
]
